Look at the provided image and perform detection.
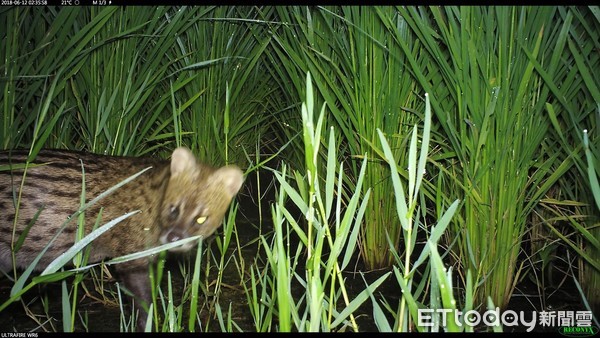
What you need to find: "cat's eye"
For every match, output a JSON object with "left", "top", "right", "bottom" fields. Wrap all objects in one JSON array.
[
  {"left": 196, "top": 216, "right": 207, "bottom": 225},
  {"left": 168, "top": 205, "right": 179, "bottom": 220}
]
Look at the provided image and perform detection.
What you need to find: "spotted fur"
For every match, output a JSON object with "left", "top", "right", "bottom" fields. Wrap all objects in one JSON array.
[{"left": 0, "top": 147, "right": 243, "bottom": 330}]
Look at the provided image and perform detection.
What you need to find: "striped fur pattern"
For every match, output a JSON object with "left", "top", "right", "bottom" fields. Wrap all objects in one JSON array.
[{"left": 0, "top": 147, "right": 243, "bottom": 330}]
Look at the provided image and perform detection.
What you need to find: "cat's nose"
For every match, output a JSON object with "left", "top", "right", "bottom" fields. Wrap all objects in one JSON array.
[
  {"left": 166, "top": 229, "right": 185, "bottom": 243},
  {"left": 160, "top": 228, "right": 197, "bottom": 252}
]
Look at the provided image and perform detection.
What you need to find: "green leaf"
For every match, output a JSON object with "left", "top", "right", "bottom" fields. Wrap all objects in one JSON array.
[{"left": 42, "top": 211, "right": 140, "bottom": 275}]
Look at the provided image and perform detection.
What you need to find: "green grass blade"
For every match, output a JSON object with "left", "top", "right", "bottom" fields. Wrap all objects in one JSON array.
[{"left": 42, "top": 210, "right": 140, "bottom": 275}]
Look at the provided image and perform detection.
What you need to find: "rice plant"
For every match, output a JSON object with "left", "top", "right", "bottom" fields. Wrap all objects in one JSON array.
[
  {"left": 2, "top": 5, "right": 599, "bottom": 332},
  {"left": 366, "top": 92, "right": 489, "bottom": 332},
  {"left": 243, "top": 73, "right": 391, "bottom": 332},
  {"left": 373, "top": 91, "right": 454, "bottom": 330},
  {"left": 266, "top": 6, "right": 435, "bottom": 270},
  {"left": 375, "top": 6, "right": 597, "bottom": 311},
  {"left": 582, "top": 128, "right": 600, "bottom": 320},
  {"left": 1, "top": 7, "right": 261, "bottom": 331},
  {"left": 166, "top": 6, "right": 277, "bottom": 165},
  {"left": 537, "top": 7, "right": 600, "bottom": 317},
  {"left": 538, "top": 129, "right": 600, "bottom": 322},
  {"left": 1, "top": 6, "right": 274, "bottom": 160}
]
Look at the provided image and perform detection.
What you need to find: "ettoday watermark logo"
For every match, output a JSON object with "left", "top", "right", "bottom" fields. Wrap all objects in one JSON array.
[{"left": 418, "top": 308, "right": 597, "bottom": 333}]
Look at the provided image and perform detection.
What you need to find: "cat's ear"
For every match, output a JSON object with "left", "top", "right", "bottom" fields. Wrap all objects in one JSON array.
[
  {"left": 213, "top": 166, "right": 244, "bottom": 198},
  {"left": 170, "top": 147, "right": 196, "bottom": 175}
]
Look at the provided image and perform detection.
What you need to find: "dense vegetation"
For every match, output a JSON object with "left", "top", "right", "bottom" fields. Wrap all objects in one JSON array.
[{"left": 1, "top": 6, "right": 598, "bottom": 332}]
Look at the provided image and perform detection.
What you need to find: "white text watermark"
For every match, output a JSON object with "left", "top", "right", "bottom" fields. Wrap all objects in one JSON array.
[{"left": 418, "top": 308, "right": 594, "bottom": 332}]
